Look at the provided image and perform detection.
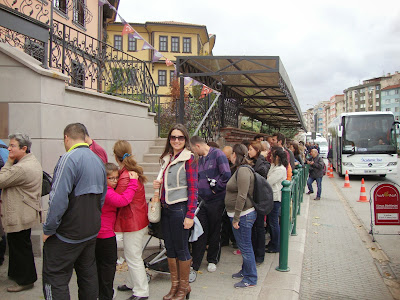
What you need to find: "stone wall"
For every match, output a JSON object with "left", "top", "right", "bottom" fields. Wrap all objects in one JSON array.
[{"left": 0, "top": 43, "right": 158, "bottom": 173}]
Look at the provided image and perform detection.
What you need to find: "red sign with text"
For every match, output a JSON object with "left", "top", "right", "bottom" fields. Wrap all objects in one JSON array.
[{"left": 373, "top": 183, "right": 400, "bottom": 225}]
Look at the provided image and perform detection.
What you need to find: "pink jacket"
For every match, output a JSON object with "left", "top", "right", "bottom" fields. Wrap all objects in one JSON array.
[{"left": 97, "top": 179, "right": 138, "bottom": 239}]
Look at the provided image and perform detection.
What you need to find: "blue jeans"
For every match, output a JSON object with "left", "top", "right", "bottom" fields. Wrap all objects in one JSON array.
[
  {"left": 161, "top": 202, "right": 191, "bottom": 261},
  {"left": 267, "top": 202, "right": 281, "bottom": 252},
  {"left": 230, "top": 210, "right": 257, "bottom": 285},
  {"left": 307, "top": 176, "right": 322, "bottom": 198}
]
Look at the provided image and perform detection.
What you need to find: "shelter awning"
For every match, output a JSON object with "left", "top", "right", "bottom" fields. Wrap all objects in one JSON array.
[{"left": 176, "top": 56, "right": 305, "bottom": 129}]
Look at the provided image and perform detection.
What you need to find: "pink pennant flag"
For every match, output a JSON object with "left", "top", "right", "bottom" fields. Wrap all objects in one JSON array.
[
  {"left": 152, "top": 50, "right": 163, "bottom": 62},
  {"left": 165, "top": 59, "right": 174, "bottom": 67},
  {"left": 122, "top": 24, "right": 134, "bottom": 35},
  {"left": 118, "top": 14, "right": 127, "bottom": 24},
  {"left": 130, "top": 31, "right": 143, "bottom": 40},
  {"left": 108, "top": 3, "right": 117, "bottom": 12},
  {"left": 141, "top": 41, "right": 154, "bottom": 50},
  {"left": 98, "top": 0, "right": 108, "bottom": 6},
  {"left": 184, "top": 77, "right": 192, "bottom": 86},
  {"left": 192, "top": 80, "right": 202, "bottom": 86}
]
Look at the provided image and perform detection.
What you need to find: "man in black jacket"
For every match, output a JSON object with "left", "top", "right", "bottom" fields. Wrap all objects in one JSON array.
[{"left": 306, "top": 149, "right": 325, "bottom": 200}]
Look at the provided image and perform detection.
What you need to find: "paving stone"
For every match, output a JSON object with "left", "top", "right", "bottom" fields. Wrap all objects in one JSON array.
[{"left": 299, "top": 178, "right": 393, "bottom": 300}]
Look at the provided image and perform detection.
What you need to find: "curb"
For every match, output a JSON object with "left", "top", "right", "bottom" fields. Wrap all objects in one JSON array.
[{"left": 259, "top": 194, "right": 310, "bottom": 300}]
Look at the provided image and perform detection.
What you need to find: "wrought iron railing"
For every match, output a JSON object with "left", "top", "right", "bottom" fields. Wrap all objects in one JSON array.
[
  {"left": 0, "top": 2, "right": 158, "bottom": 112},
  {"left": 2, "top": 0, "right": 51, "bottom": 24},
  {"left": 0, "top": 25, "right": 46, "bottom": 62},
  {"left": 49, "top": 19, "right": 157, "bottom": 111},
  {"left": 157, "top": 93, "right": 239, "bottom": 139}
]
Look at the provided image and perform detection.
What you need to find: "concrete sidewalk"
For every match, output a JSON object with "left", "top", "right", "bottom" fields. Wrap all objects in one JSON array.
[
  {"left": 300, "top": 172, "right": 394, "bottom": 300},
  {"left": 0, "top": 197, "right": 310, "bottom": 300}
]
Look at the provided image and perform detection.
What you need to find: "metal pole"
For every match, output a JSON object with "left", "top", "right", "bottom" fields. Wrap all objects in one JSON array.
[
  {"left": 179, "top": 75, "right": 184, "bottom": 124},
  {"left": 157, "top": 94, "right": 161, "bottom": 137},
  {"left": 292, "top": 169, "right": 298, "bottom": 236},
  {"left": 61, "top": 23, "right": 66, "bottom": 73},
  {"left": 276, "top": 180, "right": 291, "bottom": 272},
  {"left": 193, "top": 94, "right": 221, "bottom": 137}
]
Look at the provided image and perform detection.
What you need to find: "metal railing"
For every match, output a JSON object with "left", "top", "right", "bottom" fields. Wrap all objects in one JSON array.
[
  {"left": 1, "top": 0, "right": 51, "bottom": 24},
  {"left": 277, "top": 163, "right": 309, "bottom": 272},
  {"left": 157, "top": 91, "right": 239, "bottom": 139},
  {"left": 0, "top": 2, "right": 158, "bottom": 112},
  {"left": 50, "top": 19, "right": 157, "bottom": 112}
]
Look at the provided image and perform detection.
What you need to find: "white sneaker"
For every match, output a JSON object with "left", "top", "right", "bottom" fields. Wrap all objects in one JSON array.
[{"left": 207, "top": 263, "right": 217, "bottom": 272}]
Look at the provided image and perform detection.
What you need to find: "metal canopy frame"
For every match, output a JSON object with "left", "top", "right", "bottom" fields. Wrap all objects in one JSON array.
[{"left": 176, "top": 56, "right": 305, "bottom": 129}]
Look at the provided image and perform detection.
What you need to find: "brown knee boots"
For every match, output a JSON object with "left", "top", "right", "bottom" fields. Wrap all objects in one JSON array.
[
  {"left": 163, "top": 258, "right": 179, "bottom": 300},
  {"left": 171, "top": 259, "right": 191, "bottom": 300}
]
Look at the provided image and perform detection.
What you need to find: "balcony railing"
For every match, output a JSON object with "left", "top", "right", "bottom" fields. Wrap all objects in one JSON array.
[
  {"left": 49, "top": 19, "right": 157, "bottom": 111},
  {"left": 0, "top": 2, "right": 158, "bottom": 112},
  {"left": 2, "top": 0, "right": 51, "bottom": 24}
]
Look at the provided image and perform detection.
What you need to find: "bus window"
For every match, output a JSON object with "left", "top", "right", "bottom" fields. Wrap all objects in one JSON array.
[{"left": 342, "top": 115, "right": 396, "bottom": 154}]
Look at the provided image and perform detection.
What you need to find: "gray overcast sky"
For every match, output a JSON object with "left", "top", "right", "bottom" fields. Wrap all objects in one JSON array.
[{"left": 117, "top": 0, "right": 400, "bottom": 112}]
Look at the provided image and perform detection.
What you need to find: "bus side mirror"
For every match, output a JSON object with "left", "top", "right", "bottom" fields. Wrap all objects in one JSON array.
[{"left": 338, "top": 126, "right": 343, "bottom": 137}]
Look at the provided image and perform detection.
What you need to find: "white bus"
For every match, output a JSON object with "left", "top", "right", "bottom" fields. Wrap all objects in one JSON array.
[{"left": 328, "top": 112, "right": 399, "bottom": 176}]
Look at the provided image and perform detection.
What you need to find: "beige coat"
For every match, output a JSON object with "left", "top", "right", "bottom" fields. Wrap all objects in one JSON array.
[{"left": 0, "top": 153, "right": 42, "bottom": 233}]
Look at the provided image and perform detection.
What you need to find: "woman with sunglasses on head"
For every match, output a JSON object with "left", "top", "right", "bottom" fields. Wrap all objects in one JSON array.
[
  {"left": 113, "top": 140, "right": 149, "bottom": 300},
  {"left": 153, "top": 124, "right": 198, "bottom": 300},
  {"left": 225, "top": 144, "right": 257, "bottom": 289}
]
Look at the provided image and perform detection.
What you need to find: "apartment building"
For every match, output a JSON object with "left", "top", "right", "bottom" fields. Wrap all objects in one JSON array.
[
  {"left": 313, "top": 101, "right": 329, "bottom": 136},
  {"left": 106, "top": 21, "right": 215, "bottom": 101},
  {"left": 381, "top": 84, "right": 400, "bottom": 122},
  {"left": 303, "top": 108, "right": 314, "bottom": 132},
  {"left": 380, "top": 71, "right": 400, "bottom": 89},
  {"left": 343, "top": 78, "right": 381, "bottom": 113}
]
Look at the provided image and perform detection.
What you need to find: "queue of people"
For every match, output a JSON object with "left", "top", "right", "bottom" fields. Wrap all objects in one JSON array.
[{"left": 0, "top": 124, "right": 313, "bottom": 299}]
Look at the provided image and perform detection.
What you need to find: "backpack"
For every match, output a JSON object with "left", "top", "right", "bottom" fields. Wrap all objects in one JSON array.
[
  {"left": 322, "top": 159, "right": 326, "bottom": 176},
  {"left": 235, "top": 165, "right": 274, "bottom": 215},
  {"left": 42, "top": 171, "right": 53, "bottom": 196}
]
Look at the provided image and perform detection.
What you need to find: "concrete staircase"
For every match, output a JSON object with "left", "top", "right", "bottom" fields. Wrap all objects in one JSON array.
[{"left": 141, "top": 138, "right": 167, "bottom": 200}]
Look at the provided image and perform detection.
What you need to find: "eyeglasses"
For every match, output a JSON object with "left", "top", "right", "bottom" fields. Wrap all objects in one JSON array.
[
  {"left": 107, "top": 177, "right": 119, "bottom": 181},
  {"left": 169, "top": 135, "right": 185, "bottom": 142}
]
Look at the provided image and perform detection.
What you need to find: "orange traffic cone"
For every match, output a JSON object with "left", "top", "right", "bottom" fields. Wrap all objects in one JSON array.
[
  {"left": 343, "top": 170, "right": 351, "bottom": 188},
  {"left": 328, "top": 163, "right": 334, "bottom": 178},
  {"left": 357, "top": 178, "right": 368, "bottom": 202}
]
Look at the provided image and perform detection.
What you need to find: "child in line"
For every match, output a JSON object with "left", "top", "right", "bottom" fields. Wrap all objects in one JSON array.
[{"left": 96, "top": 163, "right": 139, "bottom": 300}]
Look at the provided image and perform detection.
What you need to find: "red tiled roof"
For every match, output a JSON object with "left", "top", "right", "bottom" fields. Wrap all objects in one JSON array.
[
  {"left": 146, "top": 21, "right": 206, "bottom": 27},
  {"left": 382, "top": 83, "right": 400, "bottom": 90}
]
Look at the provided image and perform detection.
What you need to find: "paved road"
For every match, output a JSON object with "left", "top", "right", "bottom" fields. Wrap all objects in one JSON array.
[{"left": 299, "top": 161, "right": 395, "bottom": 300}]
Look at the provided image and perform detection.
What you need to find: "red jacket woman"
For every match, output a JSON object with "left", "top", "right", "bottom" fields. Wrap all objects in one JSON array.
[
  {"left": 114, "top": 166, "right": 149, "bottom": 232},
  {"left": 113, "top": 140, "right": 149, "bottom": 299}
]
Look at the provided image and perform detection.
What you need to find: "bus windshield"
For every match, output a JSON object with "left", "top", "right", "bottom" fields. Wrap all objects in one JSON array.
[{"left": 342, "top": 115, "right": 397, "bottom": 154}]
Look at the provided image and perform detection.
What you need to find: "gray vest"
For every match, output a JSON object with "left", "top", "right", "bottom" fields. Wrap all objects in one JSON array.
[{"left": 162, "top": 148, "right": 192, "bottom": 205}]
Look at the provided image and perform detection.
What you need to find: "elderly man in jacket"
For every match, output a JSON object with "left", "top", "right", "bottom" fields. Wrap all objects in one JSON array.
[
  {"left": 0, "top": 133, "right": 42, "bottom": 292},
  {"left": 306, "top": 149, "right": 325, "bottom": 200},
  {"left": 42, "top": 123, "right": 107, "bottom": 300}
]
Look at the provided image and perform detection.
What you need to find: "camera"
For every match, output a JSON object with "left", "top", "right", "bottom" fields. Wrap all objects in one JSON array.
[{"left": 207, "top": 177, "right": 217, "bottom": 187}]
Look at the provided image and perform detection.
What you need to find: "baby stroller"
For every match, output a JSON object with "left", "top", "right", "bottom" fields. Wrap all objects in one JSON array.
[{"left": 143, "top": 202, "right": 203, "bottom": 283}]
